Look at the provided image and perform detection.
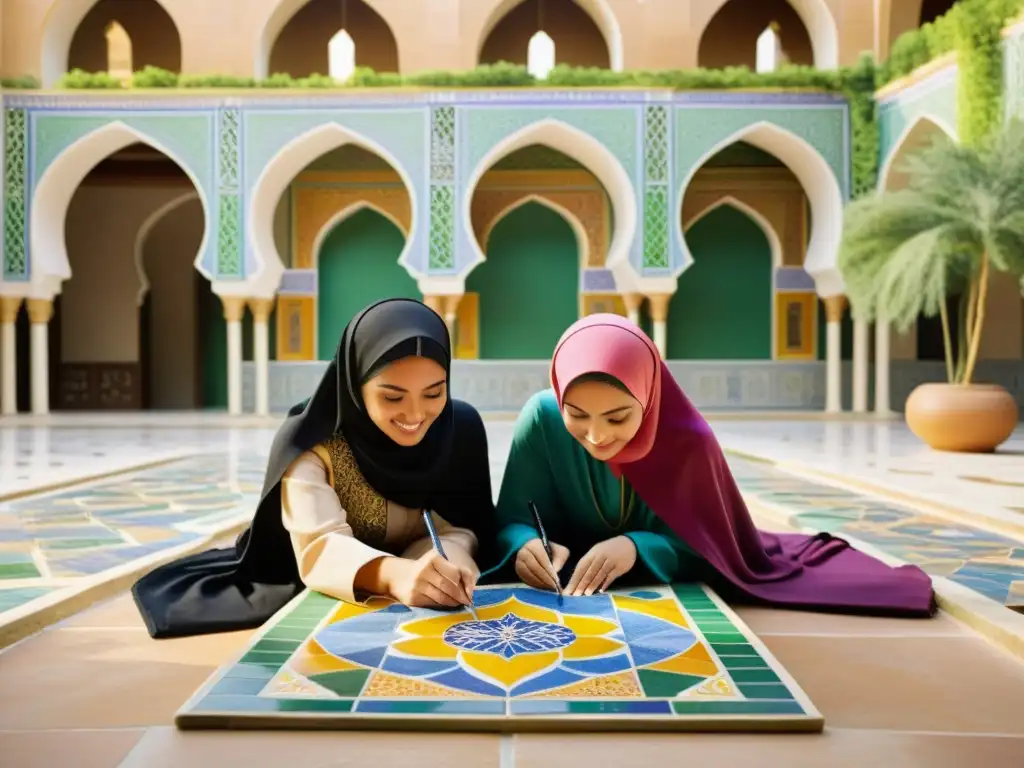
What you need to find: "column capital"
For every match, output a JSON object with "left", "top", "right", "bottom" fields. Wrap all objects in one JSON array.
[
  {"left": 0, "top": 297, "right": 23, "bottom": 324},
  {"left": 220, "top": 296, "right": 247, "bottom": 323},
  {"left": 646, "top": 294, "right": 671, "bottom": 323},
  {"left": 26, "top": 298, "right": 53, "bottom": 324},
  {"left": 823, "top": 294, "right": 848, "bottom": 324},
  {"left": 621, "top": 292, "right": 643, "bottom": 315},
  {"left": 248, "top": 297, "right": 275, "bottom": 323}
]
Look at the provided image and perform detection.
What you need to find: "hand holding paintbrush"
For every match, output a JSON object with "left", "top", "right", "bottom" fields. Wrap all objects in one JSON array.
[
  {"left": 524, "top": 500, "right": 567, "bottom": 604},
  {"left": 421, "top": 509, "right": 479, "bottom": 619}
]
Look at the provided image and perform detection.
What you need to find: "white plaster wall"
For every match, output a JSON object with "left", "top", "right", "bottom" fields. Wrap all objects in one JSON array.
[
  {"left": 61, "top": 183, "right": 193, "bottom": 363},
  {"left": 142, "top": 196, "right": 204, "bottom": 408}
]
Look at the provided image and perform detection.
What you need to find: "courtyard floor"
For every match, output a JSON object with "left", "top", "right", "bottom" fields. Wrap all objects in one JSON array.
[{"left": 0, "top": 414, "right": 1022, "bottom": 766}]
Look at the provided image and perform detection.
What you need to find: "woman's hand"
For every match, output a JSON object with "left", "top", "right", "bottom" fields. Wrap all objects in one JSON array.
[
  {"left": 382, "top": 551, "right": 477, "bottom": 609},
  {"left": 566, "top": 536, "right": 637, "bottom": 596},
  {"left": 515, "top": 538, "right": 569, "bottom": 592}
]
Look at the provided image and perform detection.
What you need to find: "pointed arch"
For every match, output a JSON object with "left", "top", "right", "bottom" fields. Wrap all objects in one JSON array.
[
  {"left": 30, "top": 121, "right": 211, "bottom": 286},
  {"left": 684, "top": 196, "right": 783, "bottom": 268},
  {"left": 879, "top": 114, "right": 958, "bottom": 192},
  {"left": 676, "top": 121, "right": 843, "bottom": 296},
  {"left": 481, "top": 193, "right": 588, "bottom": 266},
  {"left": 311, "top": 200, "right": 409, "bottom": 265},
  {"left": 249, "top": 122, "right": 419, "bottom": 282},
  {"left": 476, "top": 0, "right": 623, "bottom": 71},
  {"left": 464, "top": 118, "right": 636, "bottom": 280},
  {"left": 134, "top": 191, "right": 201, "bottom": 306},
  {"left": 257, "top": 0, "right": 399, "bottom": 80},
  {"left": 42, "top": 0, "right": 183, "bottom": 87},
  {"left": 697, "top": 0, "right": 838, "bottom": 69}
]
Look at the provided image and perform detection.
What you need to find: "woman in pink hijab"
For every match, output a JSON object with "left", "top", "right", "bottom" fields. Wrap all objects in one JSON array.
[{"left": 484, "top": 314, "right": 935, "bottom": 616}]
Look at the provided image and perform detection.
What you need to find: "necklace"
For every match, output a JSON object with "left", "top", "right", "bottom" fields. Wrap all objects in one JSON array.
[{"left": 587, "top": 465, "right": 636, "bottom": 531}]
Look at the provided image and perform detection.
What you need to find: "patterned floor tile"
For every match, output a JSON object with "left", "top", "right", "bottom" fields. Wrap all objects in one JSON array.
[{"left": 728, "top": 456, "right": 1024, "bottom": 610}]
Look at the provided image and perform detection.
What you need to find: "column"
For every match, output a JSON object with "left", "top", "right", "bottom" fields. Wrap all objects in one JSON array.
[
  {"left": 221, "top": 296, "right": 245, "bottom": 416},
  {"left": 852, "top": 317, "right": 869, "bottom": 413},
  {"left": 622, "top": 293, "right": 642, "bottom": 326},
  {"left": 442, "top": 295, "right": 462, "bottom": 347},
  {"left": 874, "top": 314, "right": 891, "bottom": 416},
  {"left": 248, "top": 298, "right": 274, "bottom": 417},
  {"left": 647, "top": 294, "right": 670, "bottom": 359},
  {"left": 823, "top": 295, "right": 847, "bottom": 414},
  {"left": 1, "top": 297, "right": 21, "bottom": 416},
  {"left": 26, "top": 299, "right": 52, "bottom": 416}
]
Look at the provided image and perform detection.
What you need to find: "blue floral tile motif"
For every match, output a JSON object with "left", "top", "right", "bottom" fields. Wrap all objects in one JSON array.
[{"left": 443, "top": 614, "right": 577, "bottom": 658}]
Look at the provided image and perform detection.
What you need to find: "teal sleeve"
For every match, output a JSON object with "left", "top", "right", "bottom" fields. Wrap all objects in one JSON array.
[
  {"left": 480, "top": 392, "right": 559, "bottom": 580},
  {"left": 624, "top": 519, "right": 703, "bottom": 584}
]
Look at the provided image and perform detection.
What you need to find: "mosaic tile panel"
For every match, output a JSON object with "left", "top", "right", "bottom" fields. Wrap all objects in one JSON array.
[
  {"left": 177, "top": 584, "right": 821, "bottom": 731},
  {"left": 3, "top": 107, "right": 27, "bottom": 278},
  {"left": 728, "top": 457, "right": 1024, "bottom": 610}
]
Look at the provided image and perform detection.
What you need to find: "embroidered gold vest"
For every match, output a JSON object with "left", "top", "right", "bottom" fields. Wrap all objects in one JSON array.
[{"left": 311, "top": 435, "right": 388, "bottom": 547}]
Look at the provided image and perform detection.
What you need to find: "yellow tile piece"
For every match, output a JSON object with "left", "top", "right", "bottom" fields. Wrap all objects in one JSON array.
[
  {"left": 461, "top": 650, "right": 559, "bottom": 688},
  {"left": 562, "top": 636, "right": 623, "bottom": 660},
  {"left": 528, "top": 671, "right": 642, "bottom": 699},
  {"left": 400, "top": 612, "right": 467, "bottom": 638},
  {"left": 612, "top": 596, "right": 689, "bottom": 627},
  {"left": 362, "top": 671, "right": 484, "bottom": 698},
  {"left": 648, "top": 641, "right": 719, "bottom": 677},
  {"left": 325, "top": 598, "right": 389, "bottom": 626},
  {"left": 562, "top": 614, "right": 618, "bottom": 637},
  {"left": 263, "top": 669, "right": 330, "bottom": 696},
  {"left": 290, "top": 638, "right": 361, "bottom": 677},
  {"left": 391, "top": 637, "right": 458, "bottom": 660},
  {"left": 686, "top": 676, "right": 736, "bottom": 697},
  {"left": 475, "top": 597, "right": 557, "bottom": 624}
]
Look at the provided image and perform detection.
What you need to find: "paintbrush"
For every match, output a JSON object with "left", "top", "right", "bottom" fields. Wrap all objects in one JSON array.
[
  {"left": 527, "top": 500, "right": 563, "bottom": 605},
  {"left": 422, "top": 509, "right": 478, "bottom": 620}
]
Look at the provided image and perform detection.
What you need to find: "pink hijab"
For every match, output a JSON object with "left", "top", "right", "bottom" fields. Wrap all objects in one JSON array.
[
  {"left": 548, "top": 314, "right": 936, "bottom": 617},
  {"left": 550, "top": 314, "right": 662, "bottom": 471}
]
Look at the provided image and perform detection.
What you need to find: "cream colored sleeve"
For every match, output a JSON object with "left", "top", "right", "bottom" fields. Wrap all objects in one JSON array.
[
  {"left": 280, "top": 451, "right": 391, "bottom": 603},
  {"left": 400, "top": 515, "right": 480, "bottom": 577}
]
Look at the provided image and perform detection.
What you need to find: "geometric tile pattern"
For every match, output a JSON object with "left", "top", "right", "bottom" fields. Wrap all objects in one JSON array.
[
  {"left": 728, "top": 457, "right": 1024, "bottom": 610},
  {"left": 0, "top": 453, "right": 266, "bottom": 618},
  {"left": 177, "top": 584, "right": 822, "bottom": 731}
]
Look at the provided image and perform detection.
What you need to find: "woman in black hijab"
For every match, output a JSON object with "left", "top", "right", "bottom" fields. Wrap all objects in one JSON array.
[{"left": 132, "top": 298, "right": 495, "bottom": 638}]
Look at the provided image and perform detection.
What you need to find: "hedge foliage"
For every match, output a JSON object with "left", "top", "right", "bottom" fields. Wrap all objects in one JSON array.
[{"left": 878, "top": 0, "right": 1023, "bottom": 86}]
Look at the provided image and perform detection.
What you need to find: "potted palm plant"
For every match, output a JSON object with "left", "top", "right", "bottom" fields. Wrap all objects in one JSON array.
[{"left": 838, "top": 118, "right": 1024, "bottom": 452}]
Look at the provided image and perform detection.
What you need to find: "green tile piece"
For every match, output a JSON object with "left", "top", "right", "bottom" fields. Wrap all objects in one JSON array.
[
  {"left": 721, "top": 655, "right": 770, "bottom": 670},
  {"left": 193, "top": 695, "right": 354, "bottom": 714},
  {"left": 702, "top": 631, "right": 749, "bottom": 644},
  {"left": 672, "top": 700, "right": 805, "bottom": 716},
  {"left": 239, "top": 650, "right": 292, "bottom": 670},
  {"left": 728, "top": 668, "right": 782, "bottom": 684},
  {"left": 310, "top": 669, "right": 371, "bottom": 697},
  {"left": 224, "top": 663, "right": 278, "bottom": 681},
  {"left": 0, "top": 562, "right": 40, "bottom": 579},
  {"left": 251, "top": 638, "right": 302, "bottom": 653},
  {"left": 637, "top": 669, "right": 707, "bottom": 697},
  {"left": 710, "top": 642, "right": 759, "bottom": 656},
  {"left": 262, "top": 625, "right": 316, "bottom": 642},
  {"left": 738, "top": 683, "right": 795, "bottom": 700},
  {"left": 210, "top": 676, "right": 268, "bottom": 695}
]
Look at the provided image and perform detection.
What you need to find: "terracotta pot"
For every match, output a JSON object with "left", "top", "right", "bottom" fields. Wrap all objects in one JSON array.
[{"left": 905, "top": 383, "right": 1019, "bottom": 453}]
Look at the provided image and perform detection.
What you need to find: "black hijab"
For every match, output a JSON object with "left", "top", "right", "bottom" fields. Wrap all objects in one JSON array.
[{"left": 132, "top": 298, "right": 495, "bottom": 639}]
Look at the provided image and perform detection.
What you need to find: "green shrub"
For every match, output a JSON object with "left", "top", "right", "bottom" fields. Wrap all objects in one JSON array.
[
  {"left": 57, "top": 68, "right": 122, "bottom": 89},
  {"left": 0, "top": 75, "right": 39, "bottom": 89},
  {"left": 131, "top": 65, "right": 179, "bottom": 88},
  {"left": 179, "top": 73, "right": 257, "bottom": 88}
]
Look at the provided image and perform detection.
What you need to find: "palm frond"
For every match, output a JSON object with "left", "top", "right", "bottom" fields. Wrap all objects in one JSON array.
[{"left": 839, "top": 119, "right": 1024, "bottom": 329}]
